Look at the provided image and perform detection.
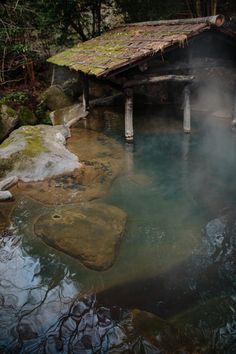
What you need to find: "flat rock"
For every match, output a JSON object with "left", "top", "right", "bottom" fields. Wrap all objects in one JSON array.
[
  {"left": 34, "top": 202, "right": 127, "bottom": 271},
  {"left": 0, "top": 125, "right": 80, "bottom": 182},
  {"left": 50, "top": 103, "right": 88, "bottom": 127}
]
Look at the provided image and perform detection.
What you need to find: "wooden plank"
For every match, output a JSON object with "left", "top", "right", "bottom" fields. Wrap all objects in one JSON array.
[{"left": 124, "top": 75, "right": 195, "bottom": 88}]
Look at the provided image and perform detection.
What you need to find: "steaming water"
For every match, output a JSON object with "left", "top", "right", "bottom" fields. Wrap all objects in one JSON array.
[{"left": 1, "top": 107, "right": 236, "bottom": 353}]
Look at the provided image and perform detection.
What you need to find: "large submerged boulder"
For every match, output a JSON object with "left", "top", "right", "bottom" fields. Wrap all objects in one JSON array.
[
  {"left": 34, "top": 202, "right": 127, "bottom": 271},
  {"left": 0, "top": 125, "right": 80, "bottom": 182}
]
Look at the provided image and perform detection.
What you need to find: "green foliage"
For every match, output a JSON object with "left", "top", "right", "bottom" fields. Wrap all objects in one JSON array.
[
  {"left": 115, "top": 0, "right": 184, "bottom": 22},
  {"left": 0, "top": 91, "right": 28, "bottom": 105},
  {"left": 12, "top": 43, "right": 29, "bottom": 54}
]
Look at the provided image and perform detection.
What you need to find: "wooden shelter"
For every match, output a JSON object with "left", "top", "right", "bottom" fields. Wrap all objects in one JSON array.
[{"left": 48, "top": 15, "right": 236, "bottom": 141}]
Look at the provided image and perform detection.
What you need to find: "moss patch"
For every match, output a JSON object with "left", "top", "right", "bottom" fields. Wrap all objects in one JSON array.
[
  {"left": 5, "top": 106, "right": 18, "bottom": 117},
  {"left": 18, "top": 126, "right": 48, "bottom": 157},
  {"left": 0, "top": 126, "right": 48, "bottom": 156}
]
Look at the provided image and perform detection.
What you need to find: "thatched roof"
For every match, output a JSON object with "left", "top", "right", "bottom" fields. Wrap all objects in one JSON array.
[{"left": 48, "top": 15, "right": 227, "bottom": 78}]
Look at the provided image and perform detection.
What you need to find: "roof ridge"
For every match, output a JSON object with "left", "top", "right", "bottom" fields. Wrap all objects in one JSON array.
[{"left": 117, "top": 15, "right": 225, "bottom": 28}]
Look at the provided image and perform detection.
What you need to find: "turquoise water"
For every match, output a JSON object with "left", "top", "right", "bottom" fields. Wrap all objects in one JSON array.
[{"left": 1, "top": 108, "right": 236, "bottom": 353}]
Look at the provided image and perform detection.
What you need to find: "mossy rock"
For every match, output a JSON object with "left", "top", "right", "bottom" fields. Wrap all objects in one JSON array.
[
  {"left": 43, "top": 85, "right": 72, "bottom": 111},
  {"left": 62, "top": 78, "right": 82, "bottom": 100},
  {"left": 0, "top": 104, "right": 19, "bottom": 143},
  {"left": 0, "top": 125, "right": 79, "bottom": 182},
  {"left": 18, "top": 107, "right": 37, "bottom": 126}
]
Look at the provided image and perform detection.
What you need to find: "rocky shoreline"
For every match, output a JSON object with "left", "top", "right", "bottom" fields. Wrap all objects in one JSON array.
[{"left": 0, "top": 122, "right": 127, "bottom": 271}]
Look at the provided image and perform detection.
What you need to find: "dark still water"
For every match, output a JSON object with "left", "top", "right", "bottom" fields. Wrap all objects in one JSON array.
[{"left": 1, "top": 108, "right": 236, "bottom": 353}]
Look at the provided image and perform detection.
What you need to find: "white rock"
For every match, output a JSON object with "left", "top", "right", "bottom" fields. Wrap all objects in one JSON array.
[
  {"left": 0, "top": 125, "right": 81, "bottom": 182},
  {"left": 0, "top": 176, "right": 18, "bottom": 191},
  {"left": 0, "top": 191, "right": 13, "bottom": 201}
]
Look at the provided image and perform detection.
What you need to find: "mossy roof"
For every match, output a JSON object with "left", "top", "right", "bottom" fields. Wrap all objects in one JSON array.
[{"left": 47, "top": 17, "right": 228, "bottom": 78}]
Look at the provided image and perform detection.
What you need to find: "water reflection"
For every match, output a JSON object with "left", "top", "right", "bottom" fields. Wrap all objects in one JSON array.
[{"left": 1, "top": 107, "right": 236, "bottom": 352}]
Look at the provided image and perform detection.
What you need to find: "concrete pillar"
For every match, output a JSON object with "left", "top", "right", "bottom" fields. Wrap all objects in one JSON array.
[
  {"left": 125, "top": 89, "right": 134, "bottom": 142},
  {"left": 183, "top": 85, "right": 191, "bottom": 133}
]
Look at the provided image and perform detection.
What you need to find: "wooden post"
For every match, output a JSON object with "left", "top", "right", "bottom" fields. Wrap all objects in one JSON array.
[
  {"left": 232, "top": 89, "right": 236, "bottom": 126},
  {"left": 81, "top": 73, "right": 89, "bottom": 112},
  {"left": 183, "top": 85, "right": 191, "bottom": 133},
  {"left": 125, "top": 89, "right": 134, "bottom": 142},
  {"left": 51, "top": 64, "right": 55, "bottom": 86}
]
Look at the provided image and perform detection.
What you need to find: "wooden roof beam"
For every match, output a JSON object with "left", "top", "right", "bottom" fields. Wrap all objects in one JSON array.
[
  {"left": 119, "top": 15, "right": 225, "bottom": 28},
  {"left": 124, "top": 74, "right": 195, "bottom": 88}
]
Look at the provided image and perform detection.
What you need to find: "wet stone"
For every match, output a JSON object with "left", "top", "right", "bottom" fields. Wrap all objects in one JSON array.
[
  {"left": 14, "top": 128, "right": 126, "bottom": 204},
  {"left": 34, "top": 202, "right": 127, "bottom": 271},
  {"left": 0, "top": 211, "right": 9, "bottom": 234}
]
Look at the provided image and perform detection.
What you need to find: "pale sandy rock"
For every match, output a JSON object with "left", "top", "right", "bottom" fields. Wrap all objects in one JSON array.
[{"left": 34, "top": 202, "right": 127, "bottom": 271}]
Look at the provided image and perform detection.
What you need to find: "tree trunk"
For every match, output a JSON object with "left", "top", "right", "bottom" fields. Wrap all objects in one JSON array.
[
  {"left": 196, "top": 0, "right": 202, "bottom": 17},
  {"left": 92, "top": 6, "right": 96, "bottom": 37},
  {"left": 96, "top": 0, "right": 102, "bottom": 36}
]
